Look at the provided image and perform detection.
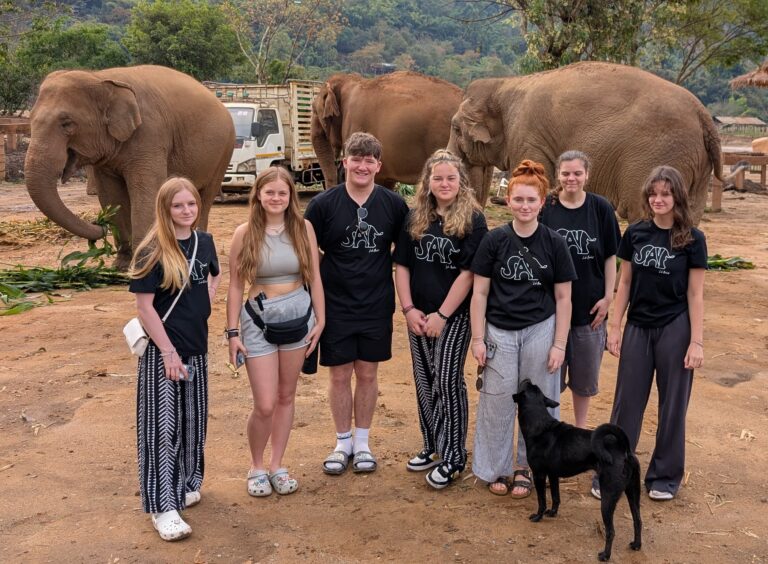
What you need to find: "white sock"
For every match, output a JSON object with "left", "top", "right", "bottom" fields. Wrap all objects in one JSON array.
[
  {"left": 335, "top": 430, "right": 353, "bottom": 455},
  {"left": 353, "top": 427, "right": 370, "bottom": 454}
]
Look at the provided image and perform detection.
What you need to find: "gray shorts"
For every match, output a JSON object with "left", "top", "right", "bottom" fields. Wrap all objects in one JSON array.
[
  {"left": 560, "top": 321, "right": 606, "bottom": 397},
  {"left": 240, "top": 286, "right": 315, "bottom": 358}
]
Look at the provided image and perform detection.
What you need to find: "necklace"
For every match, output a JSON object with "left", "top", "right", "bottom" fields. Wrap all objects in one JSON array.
[{"left": 266, "top": 223, "right": 285, "bottom": 235}]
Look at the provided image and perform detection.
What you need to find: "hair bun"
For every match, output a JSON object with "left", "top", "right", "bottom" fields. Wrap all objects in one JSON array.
[{"left": 512, "top": 159, "right": 545, "bottom": 177}]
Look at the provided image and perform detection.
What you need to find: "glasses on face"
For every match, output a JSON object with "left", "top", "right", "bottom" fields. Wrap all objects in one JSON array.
[{"left": 356, "top": 207, "right": 369, "bottom": 231}]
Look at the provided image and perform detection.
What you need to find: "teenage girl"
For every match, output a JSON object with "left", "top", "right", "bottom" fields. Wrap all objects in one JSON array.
[
  {"left": 226, "top": 166, "right": 324, "bottom": 497},
  {"left": 470, "top": 160, "right": 576, "bottom": 498},
  {"left": 129, "top": 177, "right": 221, "bottom": 541},
  {"left": 394, "top": 149, "right": 487, "bottom": 489},
  {"left": 606, "top": 165, "right": 706, "bottom": 501}
]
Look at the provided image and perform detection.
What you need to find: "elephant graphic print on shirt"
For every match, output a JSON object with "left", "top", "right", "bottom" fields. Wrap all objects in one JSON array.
[
  {"left": 633, "top": 244, "right": 676, "bottom": 271},
  {"left": 500, "top": 252, "right": 548, "bottom": 284},
  {"left": 556, "top": 228, "right": 596, "bottom": 256},
  {"left": 414, "top": 234, "right": 459, "bottom": 266},
  {"left": 188, "top": 258, "right": 209, "bottom": 283},
  {"left": 341, "top": 223, "right": 383, "bottom": 250}
]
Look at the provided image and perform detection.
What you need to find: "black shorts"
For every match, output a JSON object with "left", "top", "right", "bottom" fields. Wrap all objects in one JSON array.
[{"left": 319, "top": 317, "right": 393, "bottom": 366}]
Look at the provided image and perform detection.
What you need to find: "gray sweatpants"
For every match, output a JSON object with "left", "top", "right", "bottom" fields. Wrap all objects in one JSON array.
[
  {"left": 610, "top": 311, "right": 693, "bottom": 495},
  {"left": 472, "top": 316, "right": 560, "bottom": 483}
]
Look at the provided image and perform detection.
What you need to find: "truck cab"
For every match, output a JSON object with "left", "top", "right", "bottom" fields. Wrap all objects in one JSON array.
[{"left": 224, "top": 103, "right": 283, "bottom": 192}]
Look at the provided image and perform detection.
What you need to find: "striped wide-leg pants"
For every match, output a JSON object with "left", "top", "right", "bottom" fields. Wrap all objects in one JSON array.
[
  {"left": 407, "top": 310, "right": 471, "bottom": 470},
  {"left": 137, "top": 344, "right": 208, "bottom": 514}
]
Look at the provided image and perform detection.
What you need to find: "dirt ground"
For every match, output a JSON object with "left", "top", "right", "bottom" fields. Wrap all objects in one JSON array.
[{"left": 1, "top": 179, "right": 767, "bottom": 563}]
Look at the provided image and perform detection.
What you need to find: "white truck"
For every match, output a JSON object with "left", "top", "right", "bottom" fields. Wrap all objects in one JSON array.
[{"left": 204, "top": 80, "right": 324, "bottom": 194}]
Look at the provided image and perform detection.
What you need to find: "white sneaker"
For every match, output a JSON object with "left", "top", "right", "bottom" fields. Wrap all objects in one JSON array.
[
  {"left": 151, "top": 510, "right": 192, "bottom": 541},
  {"left": 648, "top": 489, "right": 674, "bottom": 501}
]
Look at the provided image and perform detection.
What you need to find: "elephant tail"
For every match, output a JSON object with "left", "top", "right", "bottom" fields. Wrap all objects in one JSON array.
[{"left": 699, "top": 107, "right": 723, "bottom": 181}]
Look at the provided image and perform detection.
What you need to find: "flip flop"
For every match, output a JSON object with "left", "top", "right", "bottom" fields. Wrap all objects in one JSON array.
[
  {"left": 352, "top": 450, "right": 377, "bottom": 473},
  {"left": 322, "top": 450, "right": 350, "bottom": 475}
]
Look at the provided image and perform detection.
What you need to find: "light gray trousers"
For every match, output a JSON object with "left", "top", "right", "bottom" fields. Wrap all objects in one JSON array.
[{"left": 472, "top": 315, "right": 560, "bottom": 483}]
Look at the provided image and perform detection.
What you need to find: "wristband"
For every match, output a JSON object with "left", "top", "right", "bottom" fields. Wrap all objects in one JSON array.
[
  {"left": 692, "top": 340, "right": 703, "bottom": 347},
  {"left": 402, "top": 305, "right": 415, "bottom": 315},
  {"left": 224, "top": 328, "right": 240, "bottom": 339},
  {"left": 552, "top": 344, "right": 565, "bottom": 352},
  {"left": 161, "top": 349, "right": 176, "bottom": 357},
  {"left": 436, "top": 310, "right": 449, "bottom": 321}
]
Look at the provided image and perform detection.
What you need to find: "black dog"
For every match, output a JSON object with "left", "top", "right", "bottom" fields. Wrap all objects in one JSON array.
[{"left": 513, "top": 379, "right": 642, "bottom": 561}]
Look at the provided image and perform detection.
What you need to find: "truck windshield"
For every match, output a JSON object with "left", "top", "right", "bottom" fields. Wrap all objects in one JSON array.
[{"left": 228, "top": 107, "right": 255, "bottom": 139}]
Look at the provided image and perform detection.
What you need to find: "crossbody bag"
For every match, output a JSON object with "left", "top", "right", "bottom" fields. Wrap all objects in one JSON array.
[
  {"left": 123, "top": 231, "right": 198, "bottom": 357},
  {"left": 244, "top": 287, "right": 313, "bottom": 345}
]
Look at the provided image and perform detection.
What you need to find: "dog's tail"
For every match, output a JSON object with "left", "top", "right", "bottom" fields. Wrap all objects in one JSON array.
[{"left": 591, "top": 423, "right": 633, "bottom": 466}]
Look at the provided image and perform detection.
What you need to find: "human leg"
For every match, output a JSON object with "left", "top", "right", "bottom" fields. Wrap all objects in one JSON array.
[
  {"left": 322, "top": 363, "right": 354, "bottom": 474},
  {"left": 269, "top": 345, "right": 305, "bottom": 472},
  {"left": 181, "top": 353, "right": 208, "bottom": 499},
  {"left": 472, "top": 322, "right": 519, "bottom": 487},
  {"left": 351, "top": 360, "right": 379, "bottom": 471},
  {"left": 645, "top": 313, "right": 694, "bottom": 497},
  {"left": 245, "top": 353, "right": 280, "bottom": 472},
  {"left": 564, "top": 322, "right": 606, "bottom": 428},
  {"left": 407, "top": 331, "right": 438, "bottom": 464}
]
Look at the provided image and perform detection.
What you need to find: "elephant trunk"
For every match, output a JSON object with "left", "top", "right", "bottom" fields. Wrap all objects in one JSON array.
[
  {"left": 24, "top": 145, "right": 104, "bottom": 241},
  {"left": 311, "top": 119, "right": 339, "bottom": 189}
]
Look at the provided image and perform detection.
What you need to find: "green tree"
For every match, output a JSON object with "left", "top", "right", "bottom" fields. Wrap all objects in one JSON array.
[
  {"left": 222, "top": 0, "right": 345, "bottom": 84},
  {"left": 123, "top": 0, "right": 242, "bottom": 81}
]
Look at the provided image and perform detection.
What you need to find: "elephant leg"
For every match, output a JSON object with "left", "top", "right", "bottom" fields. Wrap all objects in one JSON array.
[
  {"left": 124, "top": 167, "right": 168, "bottom": 267},
  {"left": 93, "top": 170, "right": 132, "bottom": 270},
  {"left": 377, "top": 178, "right": 397, "bottom": 190}
]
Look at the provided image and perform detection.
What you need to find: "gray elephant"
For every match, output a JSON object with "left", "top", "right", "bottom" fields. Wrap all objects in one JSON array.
[
  {"left": 448, "top": 62, "right": 722, "bottom": 222},
  {"left": 24, "top": 65, "right": 235, "bottom": 269}
]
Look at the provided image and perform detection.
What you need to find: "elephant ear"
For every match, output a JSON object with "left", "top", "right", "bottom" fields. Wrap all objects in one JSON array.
[
  {"left": 462, "top": 102, "right": 492, "bottom": 145},
  {"left": 320, "top": 83, "right": 340, "bottom": 122},
  {"left": 103, "top": 79, "right": 142, "bottom": 142}
]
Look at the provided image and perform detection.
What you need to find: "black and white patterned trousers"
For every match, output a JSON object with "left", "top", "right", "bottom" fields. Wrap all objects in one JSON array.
[
  {"left": 137, "top": 344, "right": 208, "bottom": 514},
  {"left": 407, "top": 310, "right": 471, "bottom": 470}
]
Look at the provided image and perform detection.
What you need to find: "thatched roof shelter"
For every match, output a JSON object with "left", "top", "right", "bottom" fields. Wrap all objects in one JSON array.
[{"left": 731, "top": 60, "right": 768, "bottom": 89}]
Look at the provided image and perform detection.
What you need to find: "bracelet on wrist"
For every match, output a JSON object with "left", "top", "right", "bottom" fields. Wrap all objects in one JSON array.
[
  {"left": 692, "top": 340, "right": 703, "bottom": 347},
  {"left": 552, "top": 344, "right": 566, "bottom": 352},
  {"left": 160, "top": 349, "right": 176, "bottom": 357},
  {"left": 402, "top": 305, "right": 415, "bottom": 315},
  {"left": 436, "top": 310, "right": 449, "bottom": 321},
  {"left": 472, "top": 335, "right": 485, "bottom": 341},
  {"left": 224, "top": 328, "right": 240, "bottom": 339}
]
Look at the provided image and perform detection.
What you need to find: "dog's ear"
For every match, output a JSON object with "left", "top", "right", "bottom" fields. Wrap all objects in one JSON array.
[{"left": 544, "top": 397, "right": 560, "bottom": 409}]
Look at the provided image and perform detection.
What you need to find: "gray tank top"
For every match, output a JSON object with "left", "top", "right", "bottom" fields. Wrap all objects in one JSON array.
[{"left": 253, "top": 231, "right": 301, "bottom": 285}]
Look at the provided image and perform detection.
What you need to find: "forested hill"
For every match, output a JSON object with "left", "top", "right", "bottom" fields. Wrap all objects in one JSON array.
[{"left": 2, "top": 0, "right": 767, "bottom": 119}]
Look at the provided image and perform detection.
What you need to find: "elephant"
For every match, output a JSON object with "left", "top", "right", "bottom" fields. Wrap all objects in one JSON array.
[
  {"left": 311, "top": 71, "right": 493, "bottom": 203},
  {"left": 447, "top": 62, "right": 723, "bottom": 223},
  {"left": 24, "top": 65, "right": 235, "bottom": 269}
]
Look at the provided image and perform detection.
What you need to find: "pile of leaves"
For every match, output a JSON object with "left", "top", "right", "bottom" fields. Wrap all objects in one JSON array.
[
  {"left": 0, "top": 206, "right": 128, "bottom": 316},
  {"left": 707, "top": 255, "right": 756, "bottom": 271}
]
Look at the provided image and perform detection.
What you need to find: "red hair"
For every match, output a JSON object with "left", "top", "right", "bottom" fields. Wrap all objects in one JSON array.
[{"left": 507, "top": 159, "right": 550, "bottom": 199}]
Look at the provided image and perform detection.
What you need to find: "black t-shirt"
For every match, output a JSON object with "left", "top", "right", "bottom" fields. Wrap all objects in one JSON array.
[
  {"left": 540, "top": 192, "right": 621, "bottom": 326},
  {"left": 305, "top": 184, "right": 409, "bottom": 320},
  {"left": 393, "top": 210, "right": 488, "bottom": 316},
  {"left": 617, "top": 220, "right": 707, "bottom": 328},
  {"left": 129, "top": 230, "right": 220, "bottom": 356},
  {"left": 471, "top": 223, "right": 577, "bottom": 330}
]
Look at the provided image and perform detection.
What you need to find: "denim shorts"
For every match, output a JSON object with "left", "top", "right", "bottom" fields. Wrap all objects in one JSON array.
[
  {"left": 560, "top": 321, "right": 606, "bottom": 397},
  {"left": 240, "top": 286, "right": 315, "bottom": 358}
]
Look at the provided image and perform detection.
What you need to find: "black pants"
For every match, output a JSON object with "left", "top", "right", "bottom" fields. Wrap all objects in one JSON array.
[
  {"left": 407, "top": 310, "right": 471, "bottom": 470},
  {"left": 137, "top": 344, "right": 208, "bottom": 513},
  {"left": 610, "top": 312, "right": 693, "bottom": 495}
]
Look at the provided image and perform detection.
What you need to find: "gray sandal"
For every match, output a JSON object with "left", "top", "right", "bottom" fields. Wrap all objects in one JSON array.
[
  {"left": 322, "top": 450, "right": 350, "bottom": 475},
  {"left": 352, "top": 450, "right": 377, "bottom": 473}
]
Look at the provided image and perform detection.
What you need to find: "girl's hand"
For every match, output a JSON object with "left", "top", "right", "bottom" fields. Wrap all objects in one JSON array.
[
  {"left": 424, "top": 313, "right": 446, "bottom": 338},
  {"left": 405, "top": 308, "right": 427, "bottom": 335},
  {"left": 471, "top": 341, "right": 486, "bottom": 366},
  {"left": 684, "top": 342, "right": 703, "bottom": 370},
  {"left": 607, "top": 326, "right": 621, "bottom": 357},
  {"left": 589, "top": 297, "right": 611, "bottom": 330},
  {"left": 547, "top": 346, "right": 565, "bottom": 373},
  {"left": 161, "top": 350, "right": 185, "bottom": 381},
  {"left": 305, "top": 322, "right": 324, "bottom": 356},
  {"left": 228, "top": 336, "right": 248, "bottom": 365}
]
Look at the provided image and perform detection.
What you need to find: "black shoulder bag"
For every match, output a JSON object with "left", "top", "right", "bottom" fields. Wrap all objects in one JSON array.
[
  {"left": 504, "top": 223, "right": 553, "bottom": 295},
  {"left": 244, "top": 290, "right": 313, "bottom": 345}
]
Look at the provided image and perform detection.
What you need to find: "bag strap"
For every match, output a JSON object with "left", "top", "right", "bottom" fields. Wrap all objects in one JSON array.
[
  {"left": 161, "top": 231, "right": 198, "bottom": 323},
  {"left": 504, "top": 223, "right": 553, "bottom": 295},
  {"left": 244, "top": 298, "right": 312, "bottom": 331}
]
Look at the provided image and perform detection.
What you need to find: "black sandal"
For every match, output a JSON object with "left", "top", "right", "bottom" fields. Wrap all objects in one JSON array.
[
  {"left": 489, "top": 476, "right": 511, "bottom": 496},
  {"left": 510, "top": 468, "right": 532, "bottom": 499}
]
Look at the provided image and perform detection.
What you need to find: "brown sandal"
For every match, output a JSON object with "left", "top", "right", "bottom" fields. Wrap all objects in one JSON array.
[
  {"left": 510, "top": 468, "right": 532, "bottom": 499},
  {"left": 489, "top": 476, "right": 511, "bottom": 496}
]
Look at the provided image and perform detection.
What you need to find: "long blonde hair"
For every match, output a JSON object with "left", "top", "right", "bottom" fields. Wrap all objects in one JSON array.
[
  {"left": 129, "top": 177, "right": 201, "bottom": 292},
  {"left": 409, "top": 149, "right": 480, "bottom": 239},
  {"left": 237, "top": 166, "right": 312, "bottom": 284}
]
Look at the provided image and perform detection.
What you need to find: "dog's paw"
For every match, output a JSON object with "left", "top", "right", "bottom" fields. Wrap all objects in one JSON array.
[
  {"left": 629, "top": 541, "right": 641, "bottom": 551},
  {"left": 544, "top": 508, "right": 558, "bottom": 517},
  {"left": 529, "top": 513, "right": 543, "bottom": 522},
  {"left": 597, "top": 550, "right": 610, "bottom": 561}
]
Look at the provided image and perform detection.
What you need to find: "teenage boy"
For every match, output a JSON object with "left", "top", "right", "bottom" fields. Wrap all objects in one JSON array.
[{"left": 305, "top": 132, "right": 409, "bottom": 474}]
